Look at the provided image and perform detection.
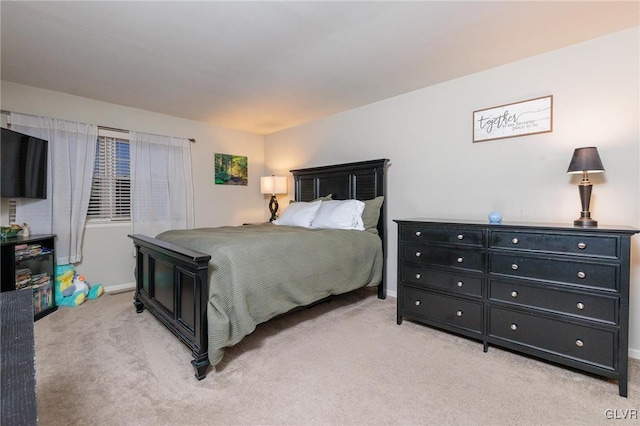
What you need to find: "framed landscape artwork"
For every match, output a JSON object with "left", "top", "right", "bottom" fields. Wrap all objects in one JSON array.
[
  {"left": 214, "top": 153, "right": 248, "bottom": 186},
  {"left": 473, "top": 95, "right": 553, "bottom": 142}
]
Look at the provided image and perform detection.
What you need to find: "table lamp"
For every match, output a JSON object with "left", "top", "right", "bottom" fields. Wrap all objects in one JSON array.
[
  {"left": 566, "top": 147, "right": 604, "bottom": 227},
  {"left": 260, "top": 175, "right": 287, "bottom": 221}
]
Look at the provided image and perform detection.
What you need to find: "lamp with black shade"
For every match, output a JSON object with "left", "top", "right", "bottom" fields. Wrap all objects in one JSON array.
[
  {"left": 566, "top": 147, "right": 605, "bottom": 227},
  {"left": 260, "top": 175, "right": 287, "bottom": 222}
]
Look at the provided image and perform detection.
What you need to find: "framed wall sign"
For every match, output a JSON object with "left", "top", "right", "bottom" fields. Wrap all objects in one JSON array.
[{"left": 473, "top": 95, "right": 553, "bottom": 142}]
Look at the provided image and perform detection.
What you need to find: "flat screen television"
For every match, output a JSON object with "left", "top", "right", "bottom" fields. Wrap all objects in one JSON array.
[{"left": 1, "top": 127, "right": 48, "bottom": 199}]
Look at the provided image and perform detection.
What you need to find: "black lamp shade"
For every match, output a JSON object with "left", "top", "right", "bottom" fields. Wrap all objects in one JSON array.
[{"left": 567, "top": 147, "right": 605, "bottom": 174}]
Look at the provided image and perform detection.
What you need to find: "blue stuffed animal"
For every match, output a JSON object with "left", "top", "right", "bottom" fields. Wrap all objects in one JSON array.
[
  {"left": 71, "top": 274, "right": 104, "bottom": 300},
  {"left": 54, "top": 264, "right": 103, "bottom": 307}
]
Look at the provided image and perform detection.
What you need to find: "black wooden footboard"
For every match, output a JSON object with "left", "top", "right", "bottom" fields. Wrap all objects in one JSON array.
[{"left": 129, "top": 233, "right": 211, "bottom": 379}]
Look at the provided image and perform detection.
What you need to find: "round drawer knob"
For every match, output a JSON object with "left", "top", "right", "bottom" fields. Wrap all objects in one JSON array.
[
  {"left": 457, "top": 281, "right": 463, "bottom": 287},
  {"left": 457, "top": 257, "right": 464, "bottom": 263},
  {"left": 511, "top": 264, "right": 519, "bottom": 270},
  {"left": 510, "top": 323, "right": 518, "bottom": 331},
  {"left": 577, "top": 302, "right": 585, "bottom": 310},
  {"left": 577, "top": 271, "right": 586, "bottom": 279},
  {"left": 415, "top": 252, "right": 421, "bottom": 257},
  {"left": 577, "top": 242, "right": 587, "bottom": 250},
  {"left": 456, "top": 310, "right": 463, "bottom": 317},
  {"left": 415, "top": 231, "right": 421, "bottom": 237},
  {"left": 415, "top": 300, "right": 421, "bottom": 306},
  {"left": 511, "top": 291, "right": 518, "bottom": 298},
  {"left": 511, "top": 238, "right": 519, "bottom": 244},
  {"left": 576, "top": 339, "right": 584, "bottom": 347},
  {"left": 457, "top": 234, "right": 464, "bottom": 240},
  {"left": 415, "top": 273, "right": 421, "bottom": 280}
]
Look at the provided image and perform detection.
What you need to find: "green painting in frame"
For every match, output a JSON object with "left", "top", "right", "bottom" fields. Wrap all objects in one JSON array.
[{"left": 214, "top": 153, "right": 248, "bottom": 185}]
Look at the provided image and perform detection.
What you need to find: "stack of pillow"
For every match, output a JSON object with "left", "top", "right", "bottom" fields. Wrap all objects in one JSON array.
[{"left": 272, "top": 195, "right": 384, "bottom": 233}]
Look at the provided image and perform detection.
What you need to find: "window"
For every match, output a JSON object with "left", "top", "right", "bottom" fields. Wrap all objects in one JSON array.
[{"left": 87, "top": 131, "right": 131, "bottom": 221}]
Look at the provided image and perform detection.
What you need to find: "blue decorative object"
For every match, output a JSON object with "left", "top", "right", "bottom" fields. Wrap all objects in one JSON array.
[{"left": 488, "top": 211, "right": 502, "bottom": 224}]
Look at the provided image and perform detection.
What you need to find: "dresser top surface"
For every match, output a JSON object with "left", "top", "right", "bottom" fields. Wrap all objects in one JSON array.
[
  {"left": 394, "top": 218, "right": 639, "bottom": 234},
  {"left": 0, "top": 234, "right": 56, "bottom": 246}
]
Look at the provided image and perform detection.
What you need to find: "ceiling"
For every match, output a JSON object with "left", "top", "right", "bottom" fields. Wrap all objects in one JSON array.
[{"left": 1, "top": 1, "right": 638, "bottom": 135}]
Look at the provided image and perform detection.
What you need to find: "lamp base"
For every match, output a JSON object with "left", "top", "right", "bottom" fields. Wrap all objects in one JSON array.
[
  {"left": 574, "top": 214, "right": 597, "bottom": 227},
  {"left": 268, "top": 195, "right": 279, "bottom": 222},
  {"left": 574, "top": 180, "right": 597, "bottom": 227}
]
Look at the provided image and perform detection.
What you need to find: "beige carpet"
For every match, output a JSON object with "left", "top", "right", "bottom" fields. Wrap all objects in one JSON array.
[{"left": 34, "top": 288, "right": 639, "bottom": 425}]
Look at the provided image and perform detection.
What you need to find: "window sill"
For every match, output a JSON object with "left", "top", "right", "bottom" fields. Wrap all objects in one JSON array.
[{"left": 85, "top": 221, "right": 131, "bottom": 230}]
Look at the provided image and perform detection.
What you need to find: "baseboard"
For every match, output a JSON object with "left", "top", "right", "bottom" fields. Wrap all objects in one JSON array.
[
  {"left": 386, "top": 289, "right": 397, "bottom": 299},
  {"left": 104, "top": 282, "right": 135, "bottom": 295}
]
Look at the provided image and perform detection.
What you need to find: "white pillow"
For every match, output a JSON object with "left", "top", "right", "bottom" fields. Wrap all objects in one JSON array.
[
  {"left": 272, "top": 200, "right": 322, "bottom": 228},
  {"left": 310, "top": 200, "right": 366, "bottom": 231}
]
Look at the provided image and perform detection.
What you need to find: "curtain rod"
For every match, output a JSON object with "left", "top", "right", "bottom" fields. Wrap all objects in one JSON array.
[{"left": 1, "top": 109, "right": 195, "bottom": 143}]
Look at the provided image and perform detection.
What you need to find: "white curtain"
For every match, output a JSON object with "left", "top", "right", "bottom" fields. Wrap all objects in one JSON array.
[
  {"left": 130, "top": 131, "right": 194, "bottom": 237},
  {"left": 12, "top": 113, "right": 97, "bottom": 265}
]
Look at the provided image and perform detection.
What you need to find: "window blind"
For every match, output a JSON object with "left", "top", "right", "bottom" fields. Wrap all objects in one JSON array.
[
  {"left": 8, "top": 199, "right": 16, "bottom": 223},
  {"left": 87, "top": 135, "right": 131, "bottom": 221}
]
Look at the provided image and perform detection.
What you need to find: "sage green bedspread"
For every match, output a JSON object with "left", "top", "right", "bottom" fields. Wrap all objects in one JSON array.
[{"left": 156, "top": 223, "right": 383, "bottom": 366}]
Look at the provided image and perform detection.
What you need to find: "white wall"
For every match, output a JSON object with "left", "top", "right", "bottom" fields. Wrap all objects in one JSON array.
[
  {"left": 265, "top": 28, "right": 640, "bottom": 355},
  {"left": 1, "top": 81, "right": 266, "bottom": 291}
]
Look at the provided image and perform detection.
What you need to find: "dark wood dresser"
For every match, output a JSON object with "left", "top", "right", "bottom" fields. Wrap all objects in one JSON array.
[{"left": 395, "top": 219, "right": 638, "bottom": 397}]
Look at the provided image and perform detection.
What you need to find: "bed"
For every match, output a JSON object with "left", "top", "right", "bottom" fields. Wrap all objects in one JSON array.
[{"left": 129, "top": 158, "right": 389, "bottom": 379}]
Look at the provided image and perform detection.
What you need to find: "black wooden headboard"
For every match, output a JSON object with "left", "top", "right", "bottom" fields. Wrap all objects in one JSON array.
[{"left": 290, "top": 158, "right": 390, "bottom": 298}]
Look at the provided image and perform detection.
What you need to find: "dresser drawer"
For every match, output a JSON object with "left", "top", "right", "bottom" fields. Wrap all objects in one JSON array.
[
  {"left": 489, "top": 280, "right": 618, "bottom": 324},
  {"left": 489, "top": 307, "right": 616, "bottom": 370},
  {"left": 401, "top": 225, "right": 483, "bottom": 247},
  {"left": 489, "top": 254, "right": 618, "bottom": 291},
  {"left": 401, "top": 265, "right": 483, "bottom": 298},
  {"left": 403, "top": 244, "right": 483, "bottom": 272},
  {"left": 403, "top": 286, "right": 483, "bottom": 334},
  {"left": 490, "top": 231, "right": 619, "bottom": 259}
]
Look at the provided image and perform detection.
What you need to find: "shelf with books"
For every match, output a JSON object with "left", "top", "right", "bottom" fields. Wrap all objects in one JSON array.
[
  {"left": 31, "top": 276, "right": 53, "bottom": 316},
  {"left": 1, "top": 234, "right": 57, "bottom": 320},
  {"left": 14, "top": 243, "right": 54, "bottom": 262}
]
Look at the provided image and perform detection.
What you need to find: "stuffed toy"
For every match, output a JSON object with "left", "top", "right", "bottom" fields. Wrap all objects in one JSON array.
[
  {"left": 54, "top": 264, "right": 103, "bottom": 307},
  {"left": 54, "top": 264, "right": 84, "bottom": 307},
  {"left": 72, "top": 274, "right": 104, "bottom": 300}
]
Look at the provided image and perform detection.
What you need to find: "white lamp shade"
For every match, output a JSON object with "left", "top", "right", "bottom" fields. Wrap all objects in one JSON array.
[{"left": 260, "top": 176, "right": 287, "bottom": 195}]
